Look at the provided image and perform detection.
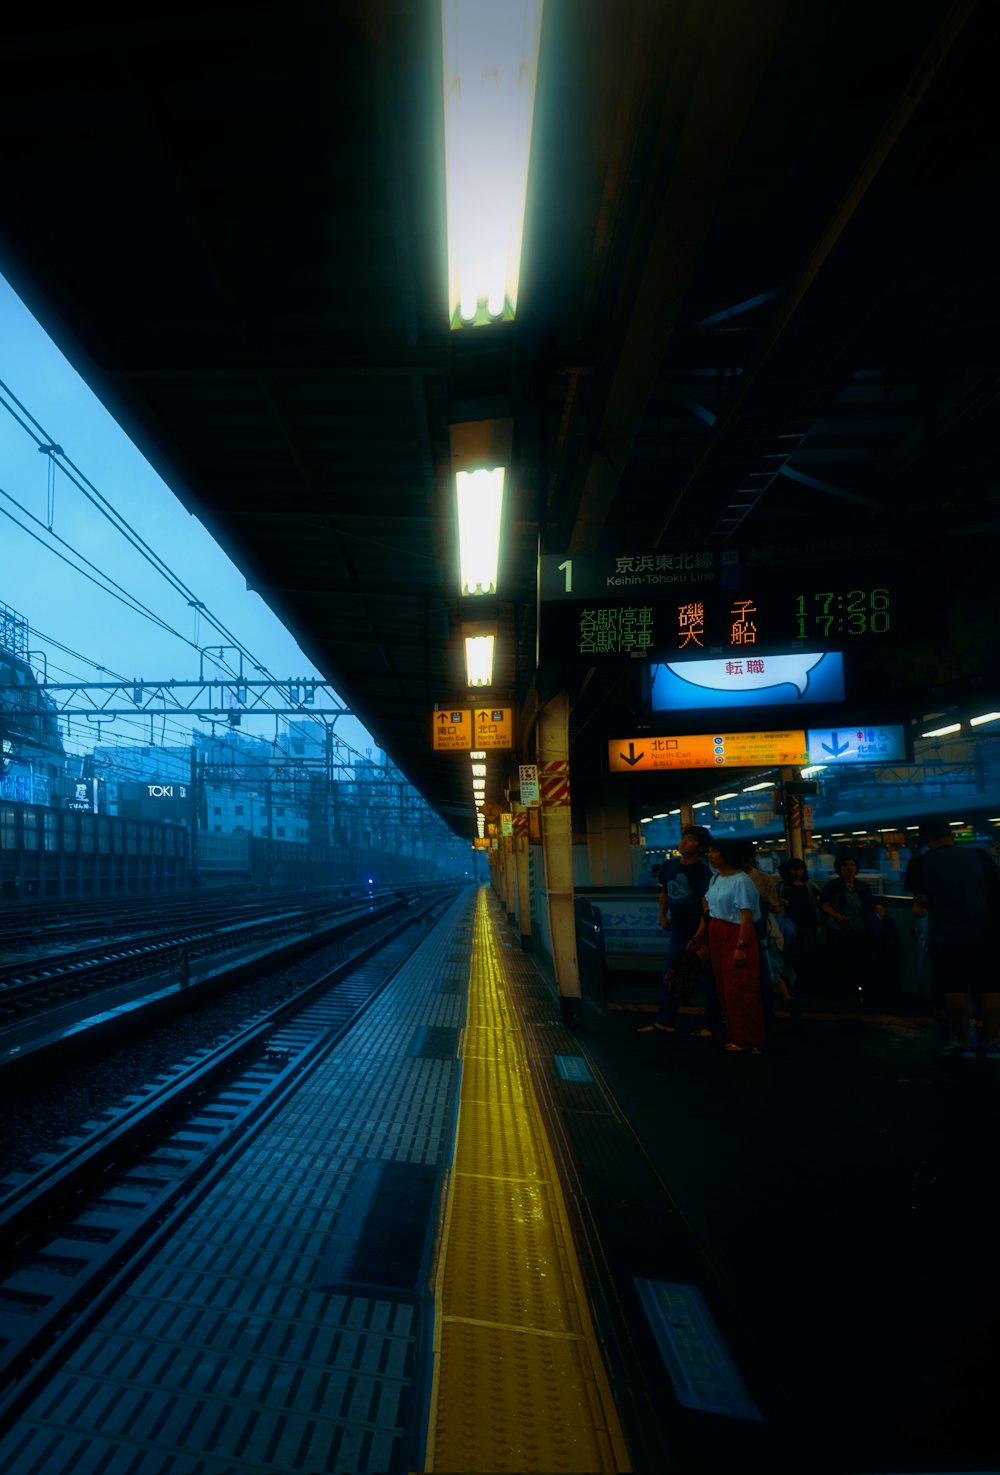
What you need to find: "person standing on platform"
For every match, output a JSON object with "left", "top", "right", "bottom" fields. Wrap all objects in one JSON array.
[
  {"left": 904, "top": 816, "right": 1000, "bottom": 1057},
  {"left": 777, "top": 857, "right": 825, "bottom": 993},
  {"left": 746, "top": 847, "right": 782, "bottom": 1016},
  {"left": 637, "top": 825, "right": 712, "bottom": 1034},
  {"left": 691, "top": 837, "right": 765, "bottom": 1053},
  {"left": 820, "top": 855, "right": 884, "bottom": 1006}
]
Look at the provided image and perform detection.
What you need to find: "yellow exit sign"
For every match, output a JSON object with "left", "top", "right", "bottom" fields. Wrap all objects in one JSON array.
[
  {"left": 608, "top": 729, "right": 808, "bottom": 773},
  {"left": 473, "top": 706, "right": 513, "bottom": 749},
  {"left": 432, "top": 709, "right": 473, "bottom": 751}
]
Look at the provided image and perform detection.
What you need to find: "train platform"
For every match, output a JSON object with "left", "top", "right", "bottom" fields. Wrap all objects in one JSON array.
[{"left": 0, "top": 885, "right": 993, "bottom": 1474}]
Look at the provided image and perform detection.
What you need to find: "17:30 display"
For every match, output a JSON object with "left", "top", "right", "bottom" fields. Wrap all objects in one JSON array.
[{"left": 794, "top": 588, "right": 890, "bottom": 637}]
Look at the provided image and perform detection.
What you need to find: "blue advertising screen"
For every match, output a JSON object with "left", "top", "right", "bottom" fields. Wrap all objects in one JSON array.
[{"left": 649, "top": 651, "right": 845, "bottom": 711}]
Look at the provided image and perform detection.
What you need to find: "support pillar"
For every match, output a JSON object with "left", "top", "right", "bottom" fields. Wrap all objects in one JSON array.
[
  {"left": 512, "top": 803, "right": 533, "bottom": 950},
  {"left": 585, "top": 778, "right": 633, "bottom": 885},
  {"left": 679, "top": 800, "right": 695, "bottom": 829},
  {"left": 503, "top": 831, "right": 516, "bottom": 921},
  {"left": 538, "top": 691, "right": 580, "bottom": 1019},
  {"left": 780, "top": 765, "right": 805, "bottom": 862}
]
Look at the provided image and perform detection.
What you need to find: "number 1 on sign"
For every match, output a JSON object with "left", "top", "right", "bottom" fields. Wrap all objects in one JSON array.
[{"left": 557, "top": 559, "right": 572, "bottom": 593}]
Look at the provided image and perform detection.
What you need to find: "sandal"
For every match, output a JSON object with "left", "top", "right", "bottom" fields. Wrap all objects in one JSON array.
[
  {"left": 690, "top": 1028, "right": 714, "bottom": 1038},
  {"left": 723, "top": 1042, "right": 762, "bottom": 1054}
]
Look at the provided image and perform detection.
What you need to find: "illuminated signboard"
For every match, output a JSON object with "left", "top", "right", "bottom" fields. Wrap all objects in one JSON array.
[
  {"left": 608, "top": 730, "right": 809, "bottom": 774},
  {"left": 649, "top": 652, "right": 844, "bottom": 711},
  {"left": 473, "top": 707, "right": 513, "bottom": 750},
  {"left": 805, "top": 724, "right": 909, "bottom": 765},
  {"left": 432, "top": 708, "right": 473, "bottom": 751},
  {"left": 538, "top": 551, "right": 918, "bottom": 666}
]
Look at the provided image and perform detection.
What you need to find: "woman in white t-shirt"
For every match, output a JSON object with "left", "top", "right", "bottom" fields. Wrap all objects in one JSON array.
[{"left": 691, "top": 836, "right": 766, "bottom": 1053}]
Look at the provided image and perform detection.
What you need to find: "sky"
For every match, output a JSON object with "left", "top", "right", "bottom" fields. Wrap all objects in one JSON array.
[{"left": 0, "top": 273, "right": 378, "bottom": 765}]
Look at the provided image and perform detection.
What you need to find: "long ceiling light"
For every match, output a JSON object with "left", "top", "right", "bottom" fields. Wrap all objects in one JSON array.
[
  {"left": 442, "top": 0, "right": 543, "bottom": 327},
  {"left": 465, "top": 633, "right": 495, "bottom": 686},
  {"left": 457, "top": 467, "right": 505, "bottom": 595},
  {"left": 921, "top": 722, "right": 961, "bottom": 737},
  {"left": 970, "top": 711, "right": 1000, "bottom": 726}
]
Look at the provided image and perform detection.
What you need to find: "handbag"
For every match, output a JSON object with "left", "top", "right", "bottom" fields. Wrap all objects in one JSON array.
[{"left": 665, "top": 947, "right": 701, "bottom": 1001}]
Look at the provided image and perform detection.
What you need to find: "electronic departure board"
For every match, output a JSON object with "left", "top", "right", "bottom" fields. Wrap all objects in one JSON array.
[{"left": 537, "top": 550, "right": 920, "bottom": 666}]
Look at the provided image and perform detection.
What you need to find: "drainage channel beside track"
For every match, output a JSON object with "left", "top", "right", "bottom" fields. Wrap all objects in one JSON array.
[{"left": 0, "top": 903, "right": 435, "bottom": 1431}]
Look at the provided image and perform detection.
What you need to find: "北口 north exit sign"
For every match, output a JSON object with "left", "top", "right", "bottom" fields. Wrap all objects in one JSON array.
[
  {"left": 431, "top": 707, "right": 513, "bottom": 752},
  {"left": 608, "top": 730, "right": 809, "bottom": 773},
  {"left": 473, "top": 707, "right": 512, "bottom": 750}
]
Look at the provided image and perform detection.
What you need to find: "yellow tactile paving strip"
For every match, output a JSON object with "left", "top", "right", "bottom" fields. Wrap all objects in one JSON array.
[{"left": 424, "top": 892, "right": 632, "bottom": 1473}]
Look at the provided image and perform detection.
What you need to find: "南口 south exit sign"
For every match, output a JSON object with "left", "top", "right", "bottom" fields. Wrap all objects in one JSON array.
[
  {"left": 431, "top": 707, "right": 513, "bottom": 751},
  {"left": 432, "top": 709, "right": 473, "bottom": 751}
]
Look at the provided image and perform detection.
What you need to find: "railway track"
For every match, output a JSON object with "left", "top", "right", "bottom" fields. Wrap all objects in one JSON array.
[
  {"left": 0, "top": 897, "right": 445, "bottom": 1429},
  {"left": 0, "top": 895, "right": 404, "bottom": 1021}
]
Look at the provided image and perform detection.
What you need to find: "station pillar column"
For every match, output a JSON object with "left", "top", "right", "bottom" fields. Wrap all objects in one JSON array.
[
  {"left": 679, "top": 800, "right": 696, "bottom": 830},
  {"left": 780, "top": 765, "right": 806, "bottom": 862},
  {"left": 537, "top": 691, "right": 581, "bottom": 1019},
  {"left": 585, "top": 779, "right": 633, "bottom": 885},
  {"left": 512, "top": 803, "right": 533, "bottom": 950},
  {"left": 503, "top": 829, "right": 516, "bottom": 922}
]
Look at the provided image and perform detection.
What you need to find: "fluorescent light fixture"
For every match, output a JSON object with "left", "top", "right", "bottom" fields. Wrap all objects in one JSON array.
[
  {"left": 948, "top": 820, "right": 966, "bottom": 826},
  {"left": 743, "top": 781, "right": 775, "bottom": 792},
  {"left": 921, "top": 722, "right": 961, "bottom": 737},
  {"left": 801, "top": 765, "right": 827, "bottom": 777},
  {"left": 970, "top": 711, "right": 1000, "bottom": 726},
  {"left": 652, "top": 812, "right": 670, "bottom": 819},
  {"left": 714, "top": 792, "right": 738, "bottom": 801},
  {"left": 471, "top": 763, "right": 486, "bottom": 777},
  {"left": 669, "top": 808, "right": 680, "bottom": 815},
  {"left": 852, "top": 831, "right": 868, "bottom": 836},
  {"left": 465, "top": 633, "right": 495, "bottom": 686},
  {"left": 477, "top": 814, "right": 485, "bottom": 836},
  {"left": 640, "top": 817, "right": 653, "bottom": 824},
  {"left": 457, "top": 467, "right": 505, "bottom": 594},
  {"left": 693, "top": 801, "right": 712, "bottom": 809},
  {"left": 471, "top": 750, "right": 486, "bottom": 759},
  {"left": 906, "top": 825, "right": 920, "bottom": 830},
  {"left": 442, "top": 0, "right": 543, "bottom": 326},
  {"left": 473, "top": 779, "right": 486, "bottom": 791}
]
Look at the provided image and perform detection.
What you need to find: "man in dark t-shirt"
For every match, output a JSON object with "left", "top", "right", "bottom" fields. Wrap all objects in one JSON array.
[
  {"left": 637, "top": 825, "right": 712, "bottom": 1033},
  {"left": 905, "top": 815, "right": 1000, "bottom": 1056}
]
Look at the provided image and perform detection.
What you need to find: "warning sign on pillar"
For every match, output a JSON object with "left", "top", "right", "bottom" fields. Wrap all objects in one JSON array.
[
  {"left": 500, "top": 813, "right": 513, "bottom": 836},
  {"left": 518, "top": 763, "right": 540, "bottom": 807},
  {"left": 540, "top": 759, "right": 570, "bottom": 807}
]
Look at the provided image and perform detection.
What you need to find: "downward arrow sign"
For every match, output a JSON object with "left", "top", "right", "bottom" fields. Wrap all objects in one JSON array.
[
  {"left": 619, "top": 742, "right": 644, "bottom": 767},
  {"left": 822, "top": 732, "right": 851, "bottom": 757}
]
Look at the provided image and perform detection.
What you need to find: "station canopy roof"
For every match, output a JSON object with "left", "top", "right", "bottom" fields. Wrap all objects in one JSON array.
[{"left": 0, "top": 1, "right": 996, "bottom": 833}]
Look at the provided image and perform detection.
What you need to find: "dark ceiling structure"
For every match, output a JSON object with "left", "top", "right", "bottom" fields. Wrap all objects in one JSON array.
[{"left": 1, "top": 0, "right": 996, "bottom": 835}]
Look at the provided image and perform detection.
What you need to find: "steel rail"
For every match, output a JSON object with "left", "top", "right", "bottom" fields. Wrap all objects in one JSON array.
[{"left": 0, "top": 895, "right": 448, "bottom": 1429}]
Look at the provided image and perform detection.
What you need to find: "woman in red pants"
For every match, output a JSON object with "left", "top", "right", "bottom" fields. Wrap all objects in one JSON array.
[{"left": 691, "top": 836, "right": 766, "bottom": 1053}]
